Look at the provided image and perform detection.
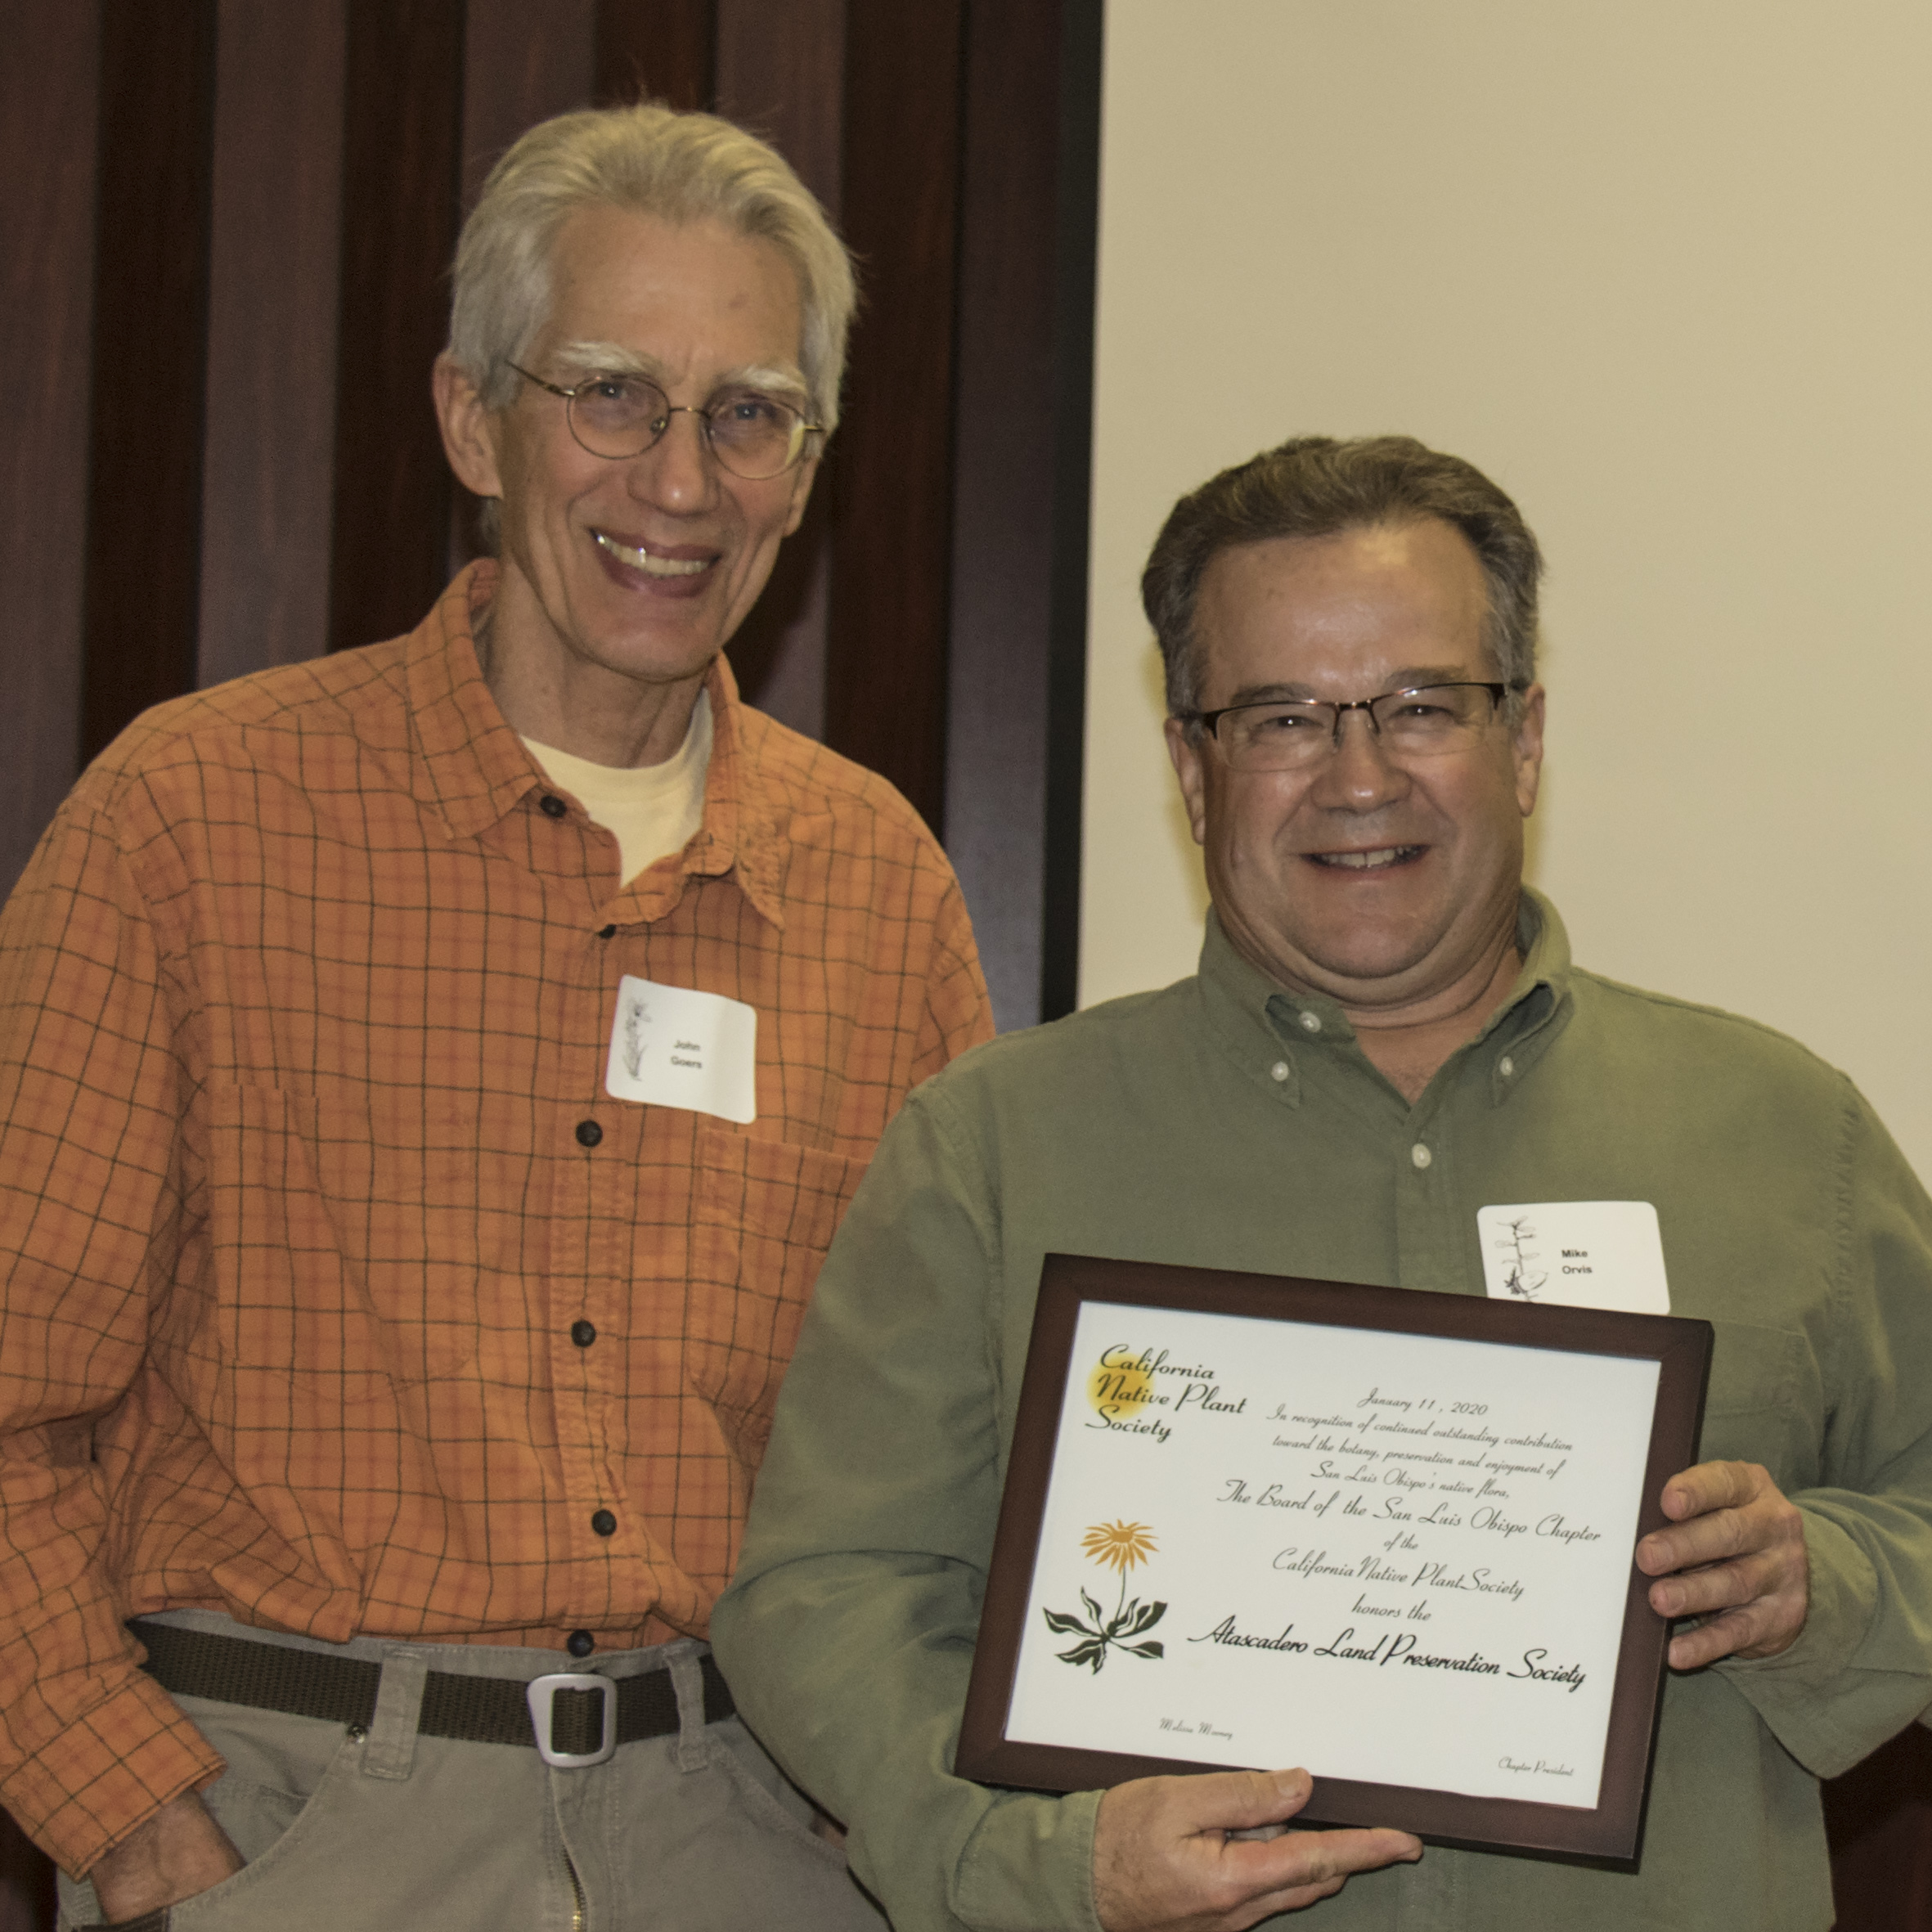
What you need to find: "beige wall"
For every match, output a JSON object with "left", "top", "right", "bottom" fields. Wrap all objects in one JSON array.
[{"left": 1081, "top": 0, "right": 1932, "bottom": 1176}]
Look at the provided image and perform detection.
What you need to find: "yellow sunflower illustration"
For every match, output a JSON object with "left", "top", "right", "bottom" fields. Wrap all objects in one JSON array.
[
  {"left": 1045, "top": 1521, "right": 1167, "bottom": 1673},
  {"left": 1081, "top": 1520, "right": 1157, "bottom": 1574}
]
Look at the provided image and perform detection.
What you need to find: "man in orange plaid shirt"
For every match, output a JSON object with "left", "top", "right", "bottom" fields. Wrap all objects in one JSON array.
[{"left": 0, "top": 104, "right": 990, "bottom": 1930}]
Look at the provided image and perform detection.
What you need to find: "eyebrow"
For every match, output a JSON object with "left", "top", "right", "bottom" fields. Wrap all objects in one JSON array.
[
  {"left": 551, "top": 339, "right": 811, "bottom": 407},
  {"left": 1218, "top": 667, "right": 1481, "bottom": 708}
]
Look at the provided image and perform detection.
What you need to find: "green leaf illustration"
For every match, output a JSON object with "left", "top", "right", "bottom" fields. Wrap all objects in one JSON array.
[
  {"left": 1124, "top": 1600, "right": 1168, "bottom": 1635},
  {"left": 1058, "top": 1637, "right": 1108, "bottom": 1672},
  {"left": 1041, "top": 1606, "right": 1094, "bottom": 1637},
  {"left": 1124, "top": 1641, "right": 1164, "bottom": 1660},
  {"left": 1081, "top": 1588, "right": 1105, "bottom": 1626}
]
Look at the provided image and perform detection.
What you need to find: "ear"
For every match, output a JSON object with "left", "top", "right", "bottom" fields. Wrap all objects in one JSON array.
[
  {"left": 1512, "top": 683, "right": 1547, "bottom": 818},
  {"left": 1164, "top": 717, "right": 1211, "bottom": 847},
  {"left": 434, "top": 353, "right": 505, "bottom": 501},
  {"left": 780, "top": 448, "right": 821, "bottom": 538}
]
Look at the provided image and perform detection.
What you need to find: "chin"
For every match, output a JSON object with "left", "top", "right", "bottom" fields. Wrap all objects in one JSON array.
[{"left": 1288, "top": 929, "right": 1440, "bottom": 985}]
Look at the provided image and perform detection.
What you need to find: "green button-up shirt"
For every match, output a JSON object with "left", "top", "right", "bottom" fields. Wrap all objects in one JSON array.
[{"left": 716, "top": 891, "right": 1932, "bottom": 1931}]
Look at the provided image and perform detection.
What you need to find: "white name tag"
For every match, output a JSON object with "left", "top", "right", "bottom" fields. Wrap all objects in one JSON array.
[
  {"left": 1476, "top": 1202, "right": 1670, "bottom": 1314},
  {"left": 604, "top": 976, "right": 757, "bottom": 1123}
]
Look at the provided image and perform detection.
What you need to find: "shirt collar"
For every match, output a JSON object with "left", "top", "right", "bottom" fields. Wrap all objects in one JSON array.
[
  {"left": 1196, "top": 883, "right": 1575, "bottom": 1076},
  {"left": 644, "top": 649, "right": 789, "bottom": 929},
  {"left": 405, "top": 561, "right": 541, "bottom": 841},
  {"left": 402, "top": 560, "right": 789, "bottom": 928}
]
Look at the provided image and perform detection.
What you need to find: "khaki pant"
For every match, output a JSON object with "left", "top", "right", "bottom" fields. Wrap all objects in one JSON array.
[{"left": 61, "top": 1610, "right": 883, "bottom": 1932}]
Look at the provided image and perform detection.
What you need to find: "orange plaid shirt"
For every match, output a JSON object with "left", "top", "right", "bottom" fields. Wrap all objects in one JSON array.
[{"left": 0, "top": 563, "right": 992, "bottom": 1873}]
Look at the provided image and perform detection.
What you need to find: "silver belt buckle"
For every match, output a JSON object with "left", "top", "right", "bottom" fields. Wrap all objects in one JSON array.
[{"left": 525, "top": 1671, "right": 617, "bottom": 1768}]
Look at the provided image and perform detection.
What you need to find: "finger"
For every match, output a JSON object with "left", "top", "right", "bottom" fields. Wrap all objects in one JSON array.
[
  {"left": 1638, "top": 1487, "right": 1786, "bottom": 1576},
  {"left": 1656, "top": 1458, "right": 1759, "bottom": 1524},
  {"left": 1666, "top": 1598, "right": 1802, "bottom": 1669},
  {"left": 1647, "top": 1547, "right": 1790, "bottom": 1620}
]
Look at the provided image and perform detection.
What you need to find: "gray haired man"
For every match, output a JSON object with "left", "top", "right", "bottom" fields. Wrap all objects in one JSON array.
[
  {"left": 717, "top": 436, "right": 1932, "bottom": 1931},
  {"left": 0, "top": 103, "right": 990, "bottom": 1929}
]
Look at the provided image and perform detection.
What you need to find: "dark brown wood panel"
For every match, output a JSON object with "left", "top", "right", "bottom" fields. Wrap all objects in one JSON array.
[
  {"left": 713, "top": 0, "right": 844, "bottom": 739},
  {"left": 449, "top": 0, "right": 598, "bottom": 572},
  {"left": 595, "top": 0, "right": 714, "bottom": 110},
  {"left": 1036, "top": 0, "right": 1103, "bottom": 1020},
  {"left": 1, "top": 1, "right": 102, "bottom": 893},
  {"left": 79, "top": 0, "right": 218, "bottom": 762},
  {"left": 462, "top": 0, "right": 596, "bottom": 207},
  {"left": 714, "top": 0, "right": 842, "bottom": 209},
  {"left": 943, "top": 0, "right": 1062, "bottom": 1027},
  {"left": 197, "top": 0, "right": 348, "bottom": 688},
  {"left": 824, "top": 0, "right": 967, "bottom": 835},
  {"left": 327, "top": 0, "right": 466, "bottom": 656}
]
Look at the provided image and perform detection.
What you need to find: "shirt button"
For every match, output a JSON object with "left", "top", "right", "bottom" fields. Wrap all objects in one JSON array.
[
  {"left": 571, "top": 1319, "right": 596, "bottom": 1348},
  {"left": 591, "top": 1509, "right": 618, "bottom": 1538},
  {"left": 575, "top": 1119, "right": 603, "bottom": 1148},
  {"left": 567, "top": 1629, "right": 595, "bottom": 1659},
  {"left": 1298, "top": 1012, "right": 1322, "bottom": 1034},
  {"left": 1269, "top": 1061, "right": 1290, "bottom": 1083},
  {"left": 1410, "top": 1143, "right": 1432, "bottom": 1170},
  {"left": 540, "top": 793, "right": 568, "bottom": 820},
  {"left": 1498, "top": 1055, "right": 1515, "bottom": 1078}
]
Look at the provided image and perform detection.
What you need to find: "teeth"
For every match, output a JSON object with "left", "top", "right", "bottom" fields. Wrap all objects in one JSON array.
[
  {"left": 1315, "top": 847, "right": 1416, "bottom": 870},
  {"left": 595, "top": 532, "right": 711, "bottom": 578}
]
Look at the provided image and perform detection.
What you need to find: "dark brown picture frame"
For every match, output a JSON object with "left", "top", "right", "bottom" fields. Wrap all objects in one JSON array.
[{"left": 955, "top": 1252, "right": 1714, "bottom": 1867}]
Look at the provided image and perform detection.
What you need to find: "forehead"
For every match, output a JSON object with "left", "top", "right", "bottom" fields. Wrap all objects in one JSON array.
[
  {"left": 537, "top": 204, "right": 804, "bottom": 371},
  {"left": 1194, "top": 519, "right": 1492, "bottom": 697}
]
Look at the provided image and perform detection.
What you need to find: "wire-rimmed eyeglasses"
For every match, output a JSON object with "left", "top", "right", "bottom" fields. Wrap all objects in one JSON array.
[
  {"left": 506, "top": 363, "right": 823, "bottom": 480},
  {"left": 1182, "top": 682, "right": 1514, "bottom": 773}
]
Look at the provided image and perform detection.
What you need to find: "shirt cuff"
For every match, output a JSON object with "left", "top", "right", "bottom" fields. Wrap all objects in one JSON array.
[
  {"left": 2, "top": 1669, "right": 226, "bottom": 1876},
  {"left": 954, "top": 1787, "right": 1104, "bottom": 1932},
  {"left": 1713, "top": 1507, "right": 1880, "bottom": 1778}
]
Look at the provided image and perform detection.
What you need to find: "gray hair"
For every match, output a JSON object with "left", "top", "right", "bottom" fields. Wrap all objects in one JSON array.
[
  {"left": 448, "top": 101, "right": 856, "bottom": 431},
  {"left": 1141, "top": 435, "right": 1545, "bottom": 719}
]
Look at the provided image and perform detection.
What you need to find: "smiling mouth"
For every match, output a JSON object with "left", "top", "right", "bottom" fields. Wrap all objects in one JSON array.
[
  {"left": 593, "top": 531, "right": 712, "bottom": 579},
  {"left": 1308, "top": 846, "right": 1425, "bottom": 870}
]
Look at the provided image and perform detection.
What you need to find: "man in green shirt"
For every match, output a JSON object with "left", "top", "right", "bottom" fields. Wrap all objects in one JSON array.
[{"left": 712, "top": 437, "right": 1932, "bottom": 1930}]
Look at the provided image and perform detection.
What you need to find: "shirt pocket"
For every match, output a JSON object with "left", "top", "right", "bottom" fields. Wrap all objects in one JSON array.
[
  {"left": 1694, "top": 1317, "right": 1815, "bottom": 1489},
  {"left": 686, "top": 1128, "right": 869, "bottom": 1470}
]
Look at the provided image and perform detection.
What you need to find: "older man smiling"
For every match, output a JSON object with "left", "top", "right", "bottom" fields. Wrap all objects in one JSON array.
[{"left": 0, "top": 103, "right": 989, "bottom": 1931}]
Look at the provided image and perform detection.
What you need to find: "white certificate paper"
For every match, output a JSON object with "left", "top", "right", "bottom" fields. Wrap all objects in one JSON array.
[{"left": 1003, "top": 1299, "right": 1661, "bottom": 1808}]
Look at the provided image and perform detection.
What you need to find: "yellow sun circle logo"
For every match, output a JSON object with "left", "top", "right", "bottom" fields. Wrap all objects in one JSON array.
[{"left": 1088, "top": 1355, "right": 1154, "bottom": 1418}]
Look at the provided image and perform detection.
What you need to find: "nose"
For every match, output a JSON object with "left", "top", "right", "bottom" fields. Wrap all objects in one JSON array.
[
  {"left": 627, "top": 407, "right": 719, "bottom": 514},
  {"left": 1309, "top": 706, "right": 1409, "bottom": 811}
]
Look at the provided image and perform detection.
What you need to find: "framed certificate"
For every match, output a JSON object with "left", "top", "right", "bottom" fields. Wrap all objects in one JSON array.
[{"left": 955, "top": 1254, "right": 1712, "bottom": 1865}]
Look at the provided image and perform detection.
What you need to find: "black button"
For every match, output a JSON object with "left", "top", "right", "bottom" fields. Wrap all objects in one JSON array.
[
  {"left": 575, "top": 1119, "right": 603, "bottom": 1148},
  {"left": 539, "top": 793, "right": 568, "bottom": 820},
  {"left": 591, "top": 1509, "right": 618, "bottom": 1538},
  {"left": 567, "top": 1629, "right": 595, "bottom": 1659},
  {"left": 598, "top": 923, "right": 616, "bottom": 940},
  {"left": 570, "top": 1319, "right": 596, "bottom": 1348}
]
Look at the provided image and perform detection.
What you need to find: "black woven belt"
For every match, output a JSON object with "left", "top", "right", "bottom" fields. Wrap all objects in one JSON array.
[{"left": 130, "top": 1618, "right": 733, "bottom": 1762}]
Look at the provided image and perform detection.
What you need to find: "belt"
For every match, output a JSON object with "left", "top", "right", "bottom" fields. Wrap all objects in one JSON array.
[{"left": 131, "top": 1617, "right": 734, "bottom": 1769}]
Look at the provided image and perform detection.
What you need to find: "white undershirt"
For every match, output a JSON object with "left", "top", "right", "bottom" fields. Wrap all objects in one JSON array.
[{"left": 522, "top": 689, "right": 714, "bottom": 886}]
